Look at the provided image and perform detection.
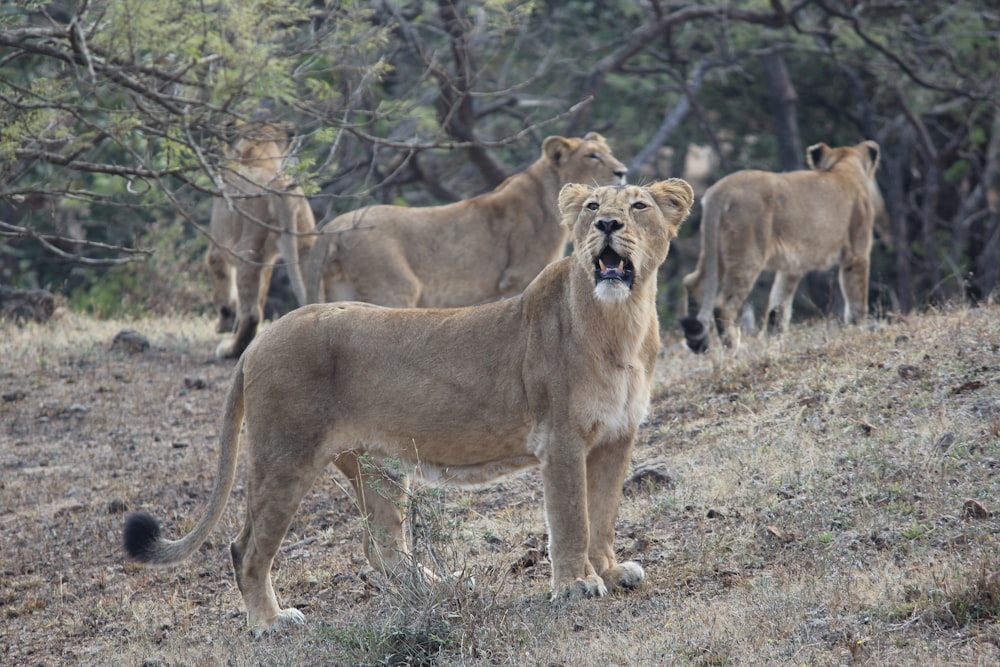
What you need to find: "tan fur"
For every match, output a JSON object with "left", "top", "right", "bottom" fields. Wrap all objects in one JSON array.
[
  {"left": 207, "top": 121, "right": 317, "bottom": 359},
  {"left": 304, "top": 133, "right": 627, "bottom": 307},
  {"left": 122, "top": 179, "right": 694, "bottom": 635},
  {"left": 680, "top": 140, "right": 881, "bottom": 352}
]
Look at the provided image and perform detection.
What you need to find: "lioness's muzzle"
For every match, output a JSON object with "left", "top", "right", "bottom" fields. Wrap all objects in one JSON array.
[{"left": 594, "top": 246, "right": 635, "bottom": 288}]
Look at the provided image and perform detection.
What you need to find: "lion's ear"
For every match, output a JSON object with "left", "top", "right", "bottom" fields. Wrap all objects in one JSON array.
[
  {"left": 806, "top": 143, "right": 830, "bottom": 170},
  {"left": 647, "top": 179, "right": 694, "bottom": 236},
  {"left": 558, "top": 183, "right": 593, "bottom": 224},
  {"left": 543, "top": 136, "right": 575, "bottom": 167},
  {"left": 860, "top": 140, "right": 880, "bottom": 176}
]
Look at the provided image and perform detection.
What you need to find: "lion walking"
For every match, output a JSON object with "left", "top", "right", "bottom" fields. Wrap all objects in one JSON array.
[
  {"left": 681, "top": 140, "right": 881, "bottom": 352},
  {"left": 206, "top": 122, "right": 317, "bottom": 359}
]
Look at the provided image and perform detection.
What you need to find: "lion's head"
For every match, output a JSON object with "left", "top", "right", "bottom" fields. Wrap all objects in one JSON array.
[
  {"left": 224, "top": 121, "right": 295, "bottom": 173},
  {"left": 807, "top": 140, "right": 880, "bottom": 179},
  {"left": 558, "top": 180, "right": 694, "bottom": 303},
  {"left": 544, "top": 132, "right": 628, "bottom": 187}
]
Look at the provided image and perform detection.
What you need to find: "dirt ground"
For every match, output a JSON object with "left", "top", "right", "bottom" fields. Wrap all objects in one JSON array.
[{"left": 2, "top": 307, "right": 999, "bottom": 665}]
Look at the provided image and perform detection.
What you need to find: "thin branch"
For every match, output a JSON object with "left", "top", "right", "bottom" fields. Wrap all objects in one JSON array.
[{"left": 0, "top": 220, "right": 151, "bottom": 265}]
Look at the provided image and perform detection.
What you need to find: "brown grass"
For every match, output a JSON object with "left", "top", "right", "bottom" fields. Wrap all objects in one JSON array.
[{"left": 2, "top": 305, "right": 999, "bottom": 665}]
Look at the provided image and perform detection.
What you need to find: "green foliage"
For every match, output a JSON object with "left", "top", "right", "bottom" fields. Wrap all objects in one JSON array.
[{"left": 69, "top": 217, "right": 210, "bottom": 318}]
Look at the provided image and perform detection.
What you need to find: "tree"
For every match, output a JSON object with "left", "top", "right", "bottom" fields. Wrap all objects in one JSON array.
[{"left": 2, "top": 0, "right": 999, "bottom": 320}]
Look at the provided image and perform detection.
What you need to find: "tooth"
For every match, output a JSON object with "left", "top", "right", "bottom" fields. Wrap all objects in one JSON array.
[
  {"left": 617, "top": 260, "right": 625, "bottom": 272},
  {"left": 599, "top": 258, "right": 607, "bottom": 271}
]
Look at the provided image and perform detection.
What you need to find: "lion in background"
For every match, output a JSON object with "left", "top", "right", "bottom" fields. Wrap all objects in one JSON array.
[
  {"left": 206, "top": 121, "right": 317, "bottom": 359},
  {"left": 304, "top": 133, "right": 627, "bottom": 307},
  {"left": 681, "top": 140, "right": 881, "bottom": 353},
  {"left": 123, "top": 178, "right": 694, "bottom": 635}
]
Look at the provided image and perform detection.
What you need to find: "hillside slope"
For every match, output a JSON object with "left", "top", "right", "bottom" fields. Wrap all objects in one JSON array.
[{"left": 2, "top": 306, "right": 998, "bottom": 665}]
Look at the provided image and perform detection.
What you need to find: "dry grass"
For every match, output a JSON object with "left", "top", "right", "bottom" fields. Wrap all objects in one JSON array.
[{"left": 2, "top": 305, "right": 999, "bottom": 665}]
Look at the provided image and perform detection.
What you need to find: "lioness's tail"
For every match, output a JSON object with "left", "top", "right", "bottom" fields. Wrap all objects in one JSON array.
[
  {"left": 680, "top": 189, "right": 721, "bottom": 353},
  {"left": 122, "top": 357, "right": 246, "bottom": 565}
]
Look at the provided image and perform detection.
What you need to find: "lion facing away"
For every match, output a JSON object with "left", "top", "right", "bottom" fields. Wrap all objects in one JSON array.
[
  {"left": 206, "top": 121, "right": 317, "bottom": 359},
  {"left": 681, "top": 140, "right": 881, "bottom": 353},
  {"left": 304, "top": 133, "right": 627, "bottom": 307},
  {"left": 122, "top": 179, "right": 694, "bottom": 635}
]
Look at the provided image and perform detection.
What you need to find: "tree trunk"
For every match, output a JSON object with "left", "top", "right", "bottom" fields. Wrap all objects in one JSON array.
[
  {"left": 759, "top": 51, "right": 803, "bottom": 171},
  {"left": 975, "top": 110, "right": 1000, "bottom": 302},
  {"left": 885, "top": 121, "right": 915, "bottom": 313}
]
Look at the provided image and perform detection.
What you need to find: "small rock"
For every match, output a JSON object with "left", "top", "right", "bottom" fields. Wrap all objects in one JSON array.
[
  {"left": 0, "top": 286, "right": 56, "bottom": 323},
  {"left": 623, "top": 458, "right": 674, "bottom": 495},
  {"left": 111, "top": 329, "right": 149, "bottom": 354},
  {"left": 935, "top": 432, "right": 956, "bottom": 453},
  {"left": 108, "top": 498, "right": 129, "bottom": 514},
  {"left": 2, "top": 390, "right": 26, "bottom": 403},
  {"left": 511, "top": 548, "right": 545, "bottom": 573},
  {"left": 962, "top": 498, "right": 991, "bottom": 520},
  {"left": 897, "top": 364, "right": 923, "bottom": 380},
  {"left": 183, "top": 376, "right": 207, "bottom": 390}
]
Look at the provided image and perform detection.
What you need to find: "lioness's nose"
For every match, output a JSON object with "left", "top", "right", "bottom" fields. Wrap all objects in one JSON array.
[
  {"left": 596, "top": 218, "right": 623, "bottom": 234},
  {"left": 614, "top": 167, "right": 627, "bottom": 179}
]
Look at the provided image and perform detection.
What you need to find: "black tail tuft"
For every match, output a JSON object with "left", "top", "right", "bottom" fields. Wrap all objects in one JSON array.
[
  {"left": 122, "top": 511, "right": 162, "bottom": 562},
  {"left": 680, "top": 316, "right": 709, "bottom": 354}
]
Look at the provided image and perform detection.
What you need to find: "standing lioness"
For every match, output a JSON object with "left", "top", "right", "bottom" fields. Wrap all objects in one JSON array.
[
  {"left": 681, "top": 140, "right": 881, "bottom": 352},
  {"left": 122, "top": 179, "right": 694, "bottom": 634},
  {"left": 304, "top": 133, "right": 627, "bottom": 307},
  {"left": 207, "top": 122, "right": 317, "bottom": 359}
]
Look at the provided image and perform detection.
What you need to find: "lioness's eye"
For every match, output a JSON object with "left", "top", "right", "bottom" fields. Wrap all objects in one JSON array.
[
  {"left": 632, "top": 201, "right": 648, "bottom": 210},
  {"left": 586, "top": 201, "right": 600, "bottom": 211},
  {"left": 587, "top": 153, "right": 599, "bottom": 160}
]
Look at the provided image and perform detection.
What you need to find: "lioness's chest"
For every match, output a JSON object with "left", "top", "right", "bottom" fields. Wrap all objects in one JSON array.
[{"left": 573, "top": 360, "right": 650, "bottom": 442}]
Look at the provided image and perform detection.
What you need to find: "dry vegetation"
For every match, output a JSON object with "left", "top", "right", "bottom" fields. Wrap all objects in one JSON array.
[{"left": 2, "top": 304, "right": 999, "bottom": 665}]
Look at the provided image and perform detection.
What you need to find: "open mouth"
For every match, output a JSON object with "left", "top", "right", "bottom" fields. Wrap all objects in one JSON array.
[{"left": 593, "top": 246, "right": 635, "bottom": 288}]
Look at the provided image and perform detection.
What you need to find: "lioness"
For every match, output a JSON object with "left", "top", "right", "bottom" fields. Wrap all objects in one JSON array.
[
  {"left": 681, "top": 140, "right": 881, "bottom": 353},
  {"left": 207, "top": 121, "right": 317, "bottom": 359},
  {"left": 304, "top": 133, "right": 627, "bottom": 307},
  {"left": 123, "top": 179, "right": 694, "bottom": 634}
]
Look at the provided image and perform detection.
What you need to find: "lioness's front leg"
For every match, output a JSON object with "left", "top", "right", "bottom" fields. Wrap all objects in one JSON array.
[
  {"left": 206, "top": 245, "right": 236, "bottom": 334},
  {"left": 540, "top": 444, "right": 606, "bottom": 599},
  {"left": 585, "top": 436, "right": 645, "bottom": 593},
  {"left": 217, "top": 261, "right": 272, "bottom": 359}
]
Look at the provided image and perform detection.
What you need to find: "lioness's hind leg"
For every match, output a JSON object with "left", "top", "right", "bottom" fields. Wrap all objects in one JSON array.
[
  {"left": 334, "top": 452, "right": 411, "bottom": 577},
  {"left": 765, "top": 271, "right": 802, "bottom": 335},
  {"left": 716, "top": 271, "right": 759, "bottom": 349},
  {"left": 230, "top": 450, "right": 322, "bottom": 635}
]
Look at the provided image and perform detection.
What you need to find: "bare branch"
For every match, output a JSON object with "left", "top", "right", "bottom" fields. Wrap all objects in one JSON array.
[{"left": 0, "top": 220, "right": 151, "bottom": 266}]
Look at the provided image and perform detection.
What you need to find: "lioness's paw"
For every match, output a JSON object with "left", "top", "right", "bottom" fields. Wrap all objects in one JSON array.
[
  {"left": 250, "top": 607, "right": 305, "bottom": 638},
  {"left": 551, "top": 574, "right": 608, "bottom": 601},
  {"left": 215, "top": 340, "right": 237, "bottom": 359},
  {"left": 601, "top": 561, "right": 645, "bottom": 592}
]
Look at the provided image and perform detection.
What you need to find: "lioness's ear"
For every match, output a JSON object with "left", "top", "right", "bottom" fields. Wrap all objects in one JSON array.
[
  {"left": 558, "top": 183, "right": 593, "bottom": 227},
  {"left": 647, "top": 179, "right": 694, "bottom": 237},
  {"left": 543, "top": 136, "right": 575, "bottom": 167},
  {"left": 860, "top": 140, "right": 880, "bottom": 176},
  {"left": 806, "top": 143, "right": 830, "bottom": 170},
  {"left": 582, "top": 132, "right": 607, "bottom": 145}
]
